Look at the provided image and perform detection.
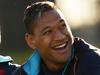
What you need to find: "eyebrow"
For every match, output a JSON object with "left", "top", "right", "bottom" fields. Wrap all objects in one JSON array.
[
  {"left": 58, "top": 19, "right": 64, "bottom": 23},
  {"left": 40, "top": 19, "right": 65, "bottom": 33},
  {"left": 58, "top": 19, "right": 65, "bottom": 24},
  {"left": 41, "top": 26, "right": 50, "bottom": 33}
]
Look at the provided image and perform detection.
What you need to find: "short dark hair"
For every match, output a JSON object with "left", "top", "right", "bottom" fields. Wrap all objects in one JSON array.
[{"left": 24, "top": 1, "right": 56, "bottom": 34}]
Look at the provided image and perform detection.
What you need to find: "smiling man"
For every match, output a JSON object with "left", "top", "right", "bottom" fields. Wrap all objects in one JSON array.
[{"left": 13, "top": 1, "right": 100, "bottom": 75}]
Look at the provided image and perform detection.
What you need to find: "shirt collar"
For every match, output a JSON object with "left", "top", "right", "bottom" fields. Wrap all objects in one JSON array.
[
  {"left": 23, "top": 50, "right": 40, "bottom": 75},
  {"left": 23, "top": 47, "right": 75, "bottom": 75}
]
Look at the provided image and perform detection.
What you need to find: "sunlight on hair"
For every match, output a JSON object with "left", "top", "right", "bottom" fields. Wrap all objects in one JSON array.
[{"left": 56, "top": 0, "right": 98, "bottom": 28}]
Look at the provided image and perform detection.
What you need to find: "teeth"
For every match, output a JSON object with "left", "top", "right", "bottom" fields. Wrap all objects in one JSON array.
[{"left": 55, "top": 43, "right": 66, "bottom": 48}]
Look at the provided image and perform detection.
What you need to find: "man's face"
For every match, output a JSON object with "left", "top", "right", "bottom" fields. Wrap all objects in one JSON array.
[{"left": 30, "top": 9, "right": 73, "bottom": 65}]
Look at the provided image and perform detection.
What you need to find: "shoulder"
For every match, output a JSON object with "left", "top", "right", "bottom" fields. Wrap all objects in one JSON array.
[
  {"left": 74, "top": 37, "right": 100, "bottom": 58},
  {"left": 12, "top": 65, "right": 27, "bottom": 75},
  {"left": 74, "top": 37, "right": 100, "bottom": 75},
  {"left": 77, "top": 47, "right": 100, "bottom": 75},
  {"left": 0, "top": 55, "right": 20, "bottom": 75}
]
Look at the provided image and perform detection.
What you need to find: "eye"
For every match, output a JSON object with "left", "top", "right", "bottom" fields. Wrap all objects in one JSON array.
[
  {"left": 62, "top": 23, "right": 66, "bottom": 27},
  {"left": 43, "top": 29, "right": 52, "bottom": 35},
  {"left": 60, "top": 23, "right": 66, "bottom": 29}
]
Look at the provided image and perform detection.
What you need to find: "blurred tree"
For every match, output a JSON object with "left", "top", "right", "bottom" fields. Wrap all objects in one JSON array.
[
  {"left": 0, "top": 0, "right": 29, "bottom": 51},
  {"left": 0, "top": 0, "right": 27, "bottom": 50},
  {"left": 0, "top": 0, "right": 55, "bottom": 51}
]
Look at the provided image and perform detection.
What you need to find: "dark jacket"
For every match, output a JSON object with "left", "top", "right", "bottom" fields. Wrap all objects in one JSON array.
[
  {"left": 0, "top": 55, "right": 20, "bottom": 75},
  {"left": 12, "top": 38, "right": 100, "bottom": 75}
]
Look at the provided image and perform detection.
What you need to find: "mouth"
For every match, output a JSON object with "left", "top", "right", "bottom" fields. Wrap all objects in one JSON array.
[{"left": 52, "top": 41, "right": 68, "bottom": 53}]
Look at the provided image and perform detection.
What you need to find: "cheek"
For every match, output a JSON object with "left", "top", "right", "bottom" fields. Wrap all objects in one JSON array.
[
  {"left": 65, "top": 29, "right": 73, "bottom": 38},
  {"left": 37, "top": 39, "right": 51, "bottom": 59},
  {"left": 36, "top": 36, "right": 51, "bottom": 51},
  {"left": 35, "top": 34, "right": 53, "bottom": 55}
]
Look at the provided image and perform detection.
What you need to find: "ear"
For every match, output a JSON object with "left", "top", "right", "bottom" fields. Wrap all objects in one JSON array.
[{"left": 25, "top": 33, "right": 36, "bottom": 49}]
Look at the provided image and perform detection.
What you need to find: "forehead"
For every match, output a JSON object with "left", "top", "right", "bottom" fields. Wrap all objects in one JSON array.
[
  {"left": 32, "top": 9, "right": 66, "bottom": 34},
  {"left": 37, "top": 9, "right": 65, "bottom": 26}
]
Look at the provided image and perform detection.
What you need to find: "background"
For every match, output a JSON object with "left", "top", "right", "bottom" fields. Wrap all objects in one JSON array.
[{"left": 0, "top": 0, "right": 100, "bottom": 64}]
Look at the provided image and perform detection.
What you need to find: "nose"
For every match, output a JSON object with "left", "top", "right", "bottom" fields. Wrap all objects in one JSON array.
[{"left": 53, "top": 30, "right": 66, "bottom": 41}]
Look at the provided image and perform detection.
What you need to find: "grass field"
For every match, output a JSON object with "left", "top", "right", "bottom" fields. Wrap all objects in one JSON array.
[
  {"left": 0, "top": 49, "right": 33, "bottom": 65},
  {"left": 0, "top": 43, "right": 99, "bottom": 65}
]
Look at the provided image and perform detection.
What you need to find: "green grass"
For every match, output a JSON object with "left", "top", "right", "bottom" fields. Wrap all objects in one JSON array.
[
  {"left": 1, "top": 43, "right": 99, "bottom": 65},
  {"left": 0, "top": 49, "right": 33, "bottom": 65}
]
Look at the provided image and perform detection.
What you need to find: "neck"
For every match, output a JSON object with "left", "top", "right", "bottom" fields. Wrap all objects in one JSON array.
[{"left": 42, "top": 60, "right": 66, "bottom": 72}]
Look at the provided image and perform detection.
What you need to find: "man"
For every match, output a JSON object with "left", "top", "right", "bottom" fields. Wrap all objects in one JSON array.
[
  {"left": 13, "top": 1, "right": 100, "bottom": 75},
  {"left": 0, "top": 55, "right": 20, "bottom": 75}
]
